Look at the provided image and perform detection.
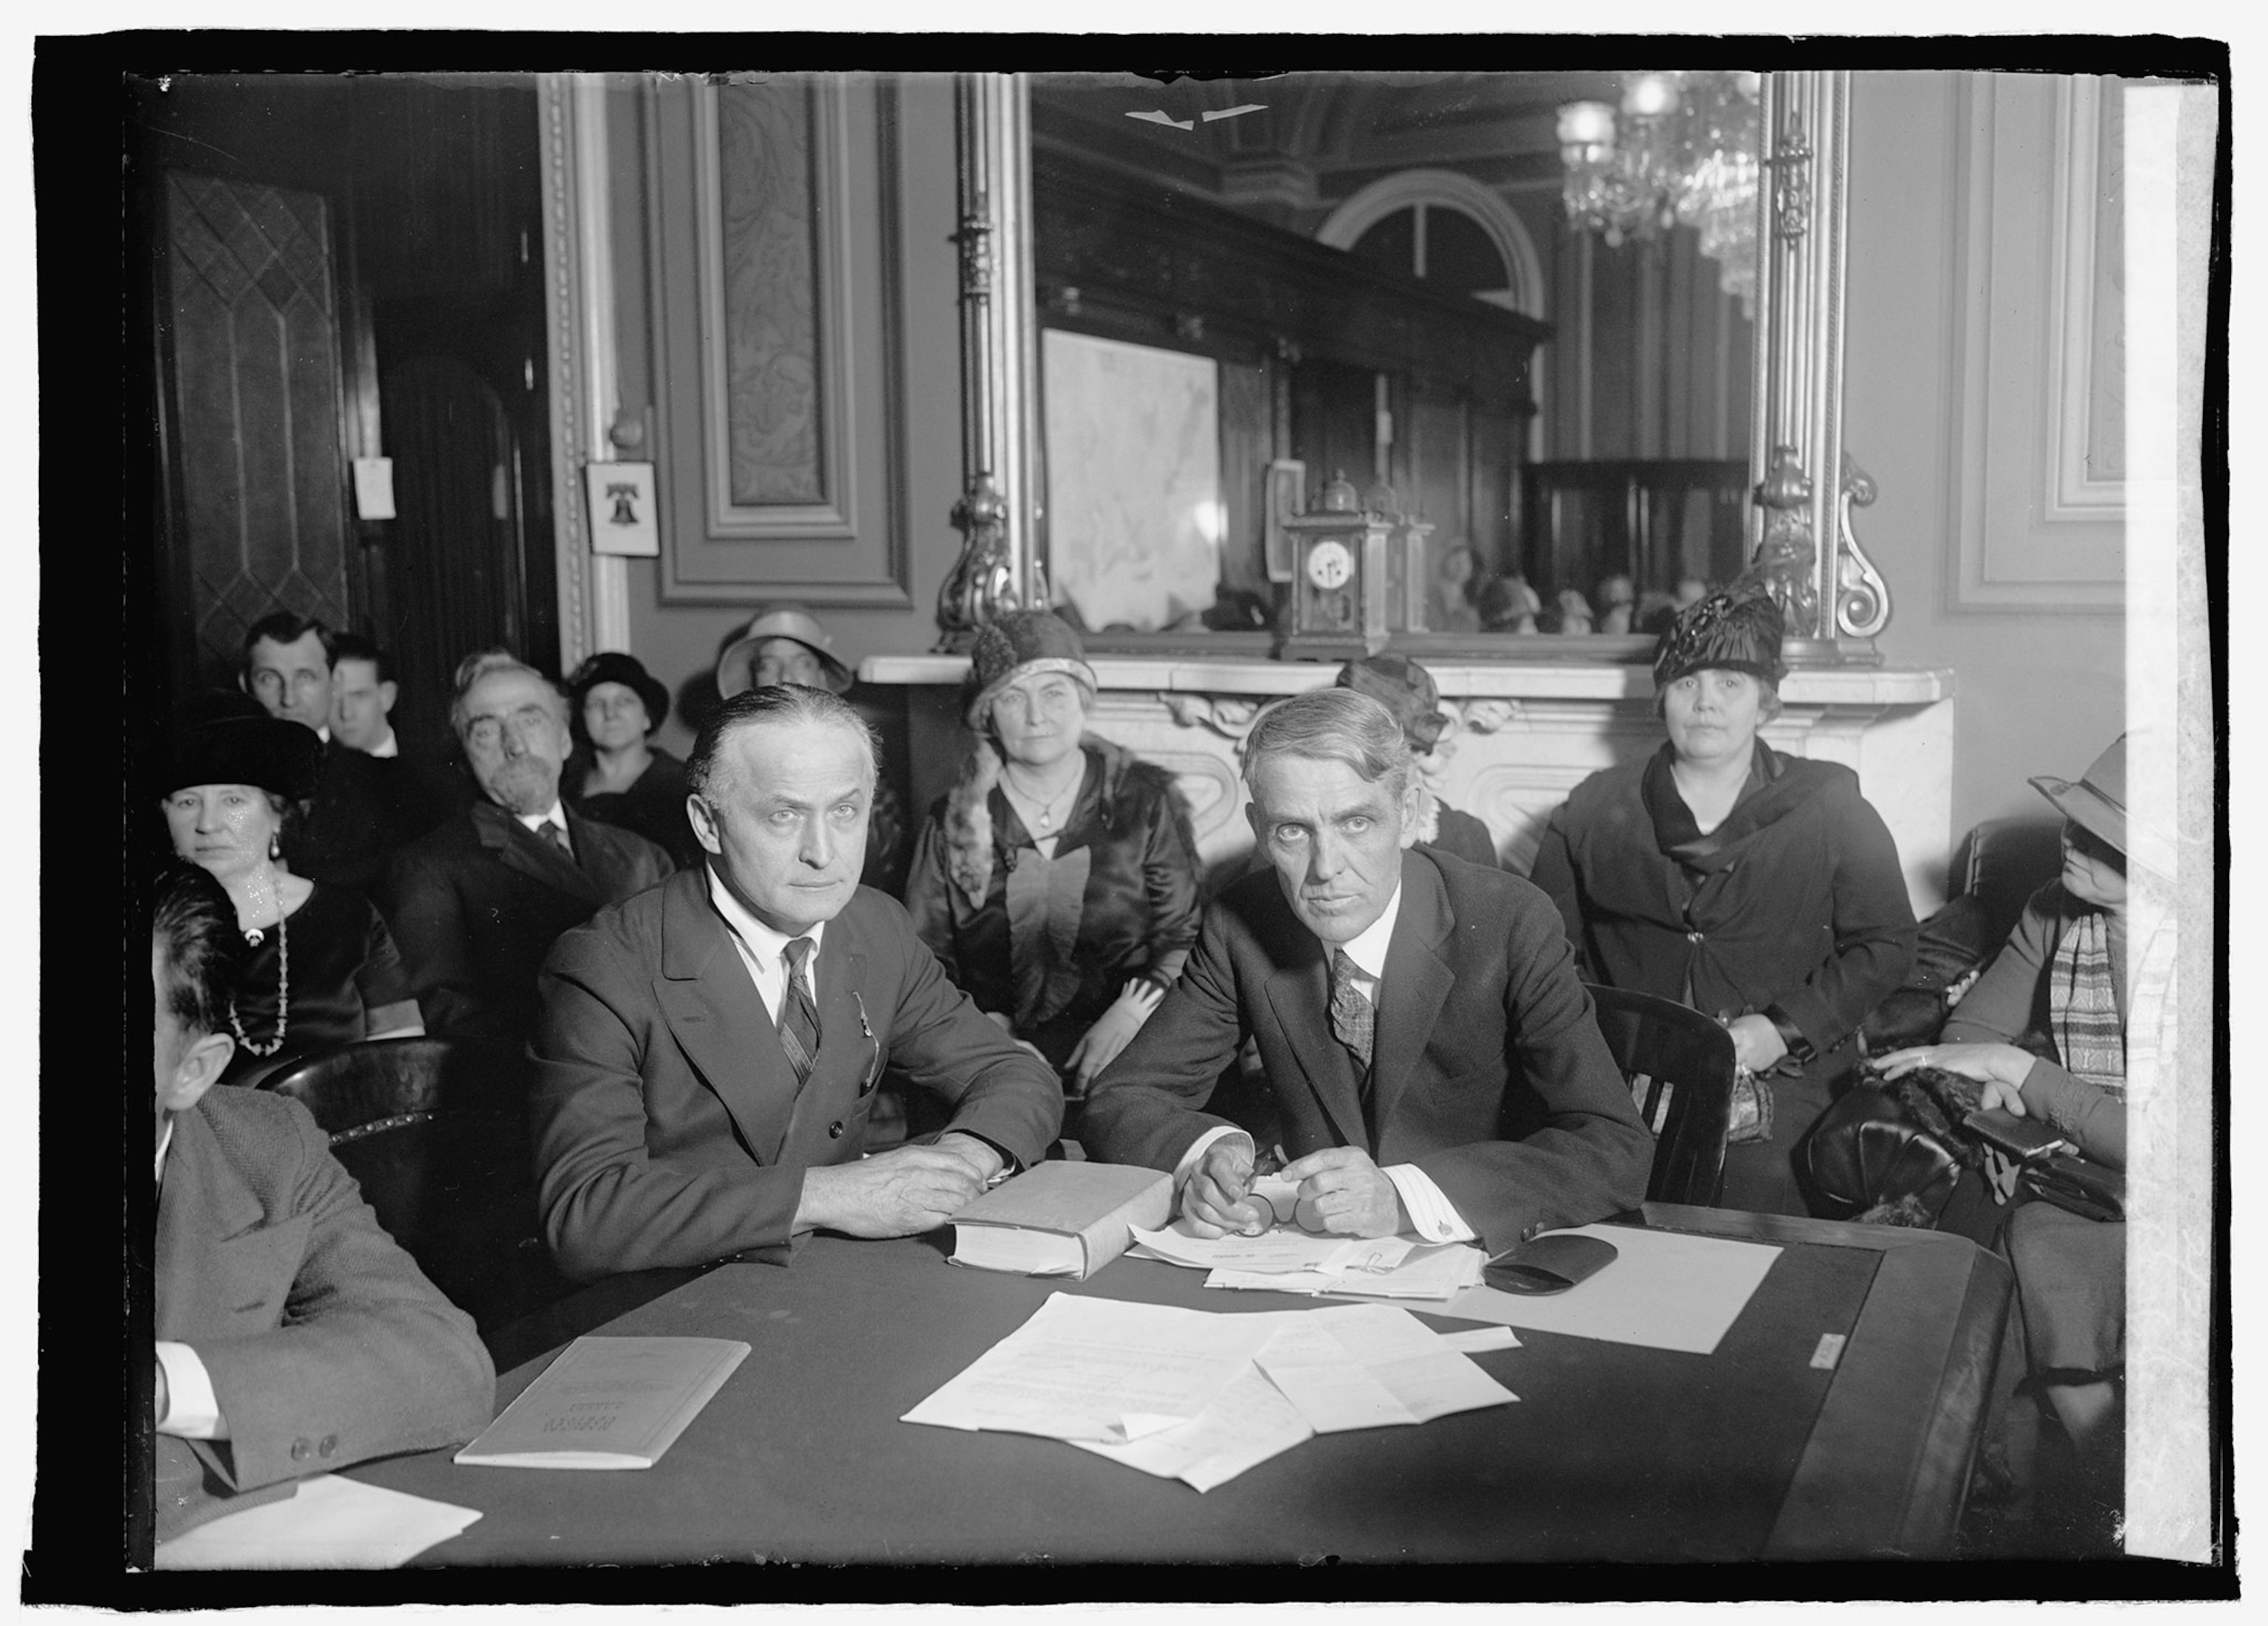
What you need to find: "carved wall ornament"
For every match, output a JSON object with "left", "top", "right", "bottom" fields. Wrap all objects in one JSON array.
[
  {"left": 935, "top": 470, "right": 1023, "bottom": 648},
  {"left": 1748, "top": 444, "right": 1821, "bottom": 637},
  {"left": 1448, "top": 697, "right": 1524, "bottom": 737},
  {"left": 1767, "top": 111, "right": 1813, "bottom": 242},
  {"left": 955, "top": 201, "right": 994, "bottom": 299},
  {"left": 1161, "top": 692, "right": 1266, "bottom": 749},
  {"left": 1833, "top": 451, "right": 1891, "bottom": 640}
]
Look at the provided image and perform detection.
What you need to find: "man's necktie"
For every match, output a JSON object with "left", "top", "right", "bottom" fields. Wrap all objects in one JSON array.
[
  {"left": 1329, "top": 948, "right": 1375, "bottom": 1072},
  {"left": 778, "top": 937, "right": 823, "bottom": 1086},
  {"left": 538, "top": 819, "right": 571, "bottom": 857}
]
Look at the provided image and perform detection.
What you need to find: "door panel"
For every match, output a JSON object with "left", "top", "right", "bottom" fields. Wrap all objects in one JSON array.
[{"left": 161, "top": 171, "right": 354, "bottom": 687}]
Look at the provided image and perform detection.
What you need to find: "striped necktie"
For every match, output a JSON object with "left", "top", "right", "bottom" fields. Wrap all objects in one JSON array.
[
  {"left": 777, "top": 937, "right": 823, "bottom": 1086},
  {"left": 537, "top": 819, "right": 571, "bottom": 858},
  {"left": 1329, "top": 948, "right": 1375, "bottom": 1072}
]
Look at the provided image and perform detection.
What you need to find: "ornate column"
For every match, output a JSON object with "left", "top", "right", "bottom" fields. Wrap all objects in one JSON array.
[
  {"left": 935, "top": 74, "right": 1041, "bottom": 650},
  {"left": 1750, "top": 70, "right": 1891, "bottom": 662}
]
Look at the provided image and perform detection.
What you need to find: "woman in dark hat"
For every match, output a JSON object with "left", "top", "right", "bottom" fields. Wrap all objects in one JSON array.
[
  {"left": 159, "top": 695, "right": 422, "bottom": 1086},
  {"left": 1527, "top": 581, "right": 1918, "bottom": 1215},
  {"left": 1873, "top": 735, "right": 2157, "bottom": 1549},
  {"left": 1334, "top": 653, "right": 1498, "bottom": 870},
  {"left": 902, "top": 611, "right": 1203, "bottom": 1108},
  {"left": 562, "top": 651, "right": 700, "bottom": 868}
]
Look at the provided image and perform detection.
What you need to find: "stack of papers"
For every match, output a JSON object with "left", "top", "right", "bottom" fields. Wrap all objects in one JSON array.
[
  {"left": 1130, "top": 1220, "right": 1485, "bottom": 1301},
  {"left": 154, "top": 1477, "right": 481, "bottom": 1569},
  {"left": 902, "top": 1294, "right": 1518, "bottom": 1493}
]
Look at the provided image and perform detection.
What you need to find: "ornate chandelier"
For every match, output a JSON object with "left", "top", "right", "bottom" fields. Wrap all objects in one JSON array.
[{"left": 1557, "top": 71, "right": 1763, "bottom": 317}]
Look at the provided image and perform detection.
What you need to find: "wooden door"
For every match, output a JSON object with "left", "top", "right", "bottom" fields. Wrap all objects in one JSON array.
[{"left": 157, "top": 170, "right": 355, "bottom": 690}]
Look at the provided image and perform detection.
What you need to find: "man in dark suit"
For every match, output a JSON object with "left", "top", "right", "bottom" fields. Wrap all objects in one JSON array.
[
  {"left": 529, "top": 685, "right": 1062, "bottom": 1282},
  {"left": 328, "top": 631, "right": 471, "bottom": 847},
  {"left": 388, "top": 650, "right": 674, "bottom": 1044},
  {"left": 1083, "top": 687, "right": 1651, "bottom": 1256},
  {"left": 239, "top": 612, "right": 399, "bottom": 893},
  {"left": 148, "top": 861, "right": 493, "bottom": 1546}
]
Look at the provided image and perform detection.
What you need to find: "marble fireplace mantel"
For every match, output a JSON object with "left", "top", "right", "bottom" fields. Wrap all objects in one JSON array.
[{"left": 865, "top": 655, "right": 1958, "bottom": 913}]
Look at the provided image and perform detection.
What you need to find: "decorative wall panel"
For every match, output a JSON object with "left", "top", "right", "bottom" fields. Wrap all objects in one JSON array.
[
  {"left": 163, "top": 171, "right": 351, "bottom": 681},
  {"left": 1943, "top": 75, "right": 2125, "bottom": 612},
  {"left": 652, "top": 73, "right": 910, "bottom": 605}
]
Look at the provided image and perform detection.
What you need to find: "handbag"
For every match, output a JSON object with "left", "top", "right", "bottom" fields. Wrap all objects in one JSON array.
[{"left": 1801, "top": 1077, "right": 1968, "bottom": 1227}]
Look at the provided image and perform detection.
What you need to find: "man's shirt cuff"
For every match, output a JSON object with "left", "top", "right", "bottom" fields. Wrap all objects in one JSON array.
[
  {"left": 155, "top": 1341, "right": 224, "bottom": 1439},
  {"left": 1383, "top": 1164, "right": 1477, "bottom": 1244},
  {"left": 1172, "top": 1126, "right": 1254, "bottom": 1201}
]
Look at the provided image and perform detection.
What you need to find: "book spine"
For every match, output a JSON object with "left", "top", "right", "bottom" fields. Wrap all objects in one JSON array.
[{"left": 1075, "top": 1179, "right": 1175, "bottom": 1277}]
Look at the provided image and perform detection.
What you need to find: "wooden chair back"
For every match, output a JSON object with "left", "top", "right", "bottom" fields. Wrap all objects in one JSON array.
[
  {"left": 1584, "top": 984, "right": 1739, "bottom": 1208},
  {"left": 257, "top": 1037, "right": 564, "bottom": 1334}
]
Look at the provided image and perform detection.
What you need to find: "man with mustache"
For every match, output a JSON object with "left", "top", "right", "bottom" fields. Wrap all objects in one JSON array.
[
  {"left": 1083, "top": 687, "right": 1650, "bottom": 1255},
  {"left": 388, "top": 650, "right": 674, "bottom": 1043}
]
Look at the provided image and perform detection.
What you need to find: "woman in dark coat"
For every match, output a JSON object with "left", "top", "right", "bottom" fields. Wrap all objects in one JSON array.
[
  {"left": 160, "top": 696, "right": 424, "bottom": 1088},
  {"left": 904, "top": 611, "right": 1203, "bottom": 1103},
  {"left": 561, "top": 652, "right": 701, "bottom": 868},
  {"left": 1528, "top": 584, "right": 1918, "bottom": 1214}
]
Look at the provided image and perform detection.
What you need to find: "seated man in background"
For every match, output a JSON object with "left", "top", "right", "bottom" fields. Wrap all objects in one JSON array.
[
  {"left": 1083, "top": 687, "right": 1652, "bottom": 1257},
  {"left": 329, "top": 632, "right": 470, "bottom": 847},
  {"left": 388, "top": 650, "right": 674, "bottom": 1044},
  {"left": 529, "top": 685, "right": 1062, "bottom": 1281},
  {"left": 148, "top": 860, "right": 493, "bottom": 1545},
  {"left": 239, "top": 612, "right": 396, "bottom": 893}
]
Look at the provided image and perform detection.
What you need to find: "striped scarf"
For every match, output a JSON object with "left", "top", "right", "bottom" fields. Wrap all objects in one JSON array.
[{"left": 2048, "top": 908, "right": 2126, "bottom": 1098}]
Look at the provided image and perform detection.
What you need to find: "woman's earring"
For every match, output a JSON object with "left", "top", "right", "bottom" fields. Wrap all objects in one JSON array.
[{"left": 269, "top": 835, "right": 282, "bottom": 860}]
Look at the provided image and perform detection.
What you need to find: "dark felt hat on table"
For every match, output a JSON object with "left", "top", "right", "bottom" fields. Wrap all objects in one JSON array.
[
  {"left": 163, "top": 691, "right": 321, "bottom": 800},
  {"left": 962, "top": 611, "right": 1096, "bottom": 729},
  {"left": 1652, "top": 581, "right": 1787, "bottom": 690},
  {"left": 567, "top": 651, "right": 671, "bottom": 732}
]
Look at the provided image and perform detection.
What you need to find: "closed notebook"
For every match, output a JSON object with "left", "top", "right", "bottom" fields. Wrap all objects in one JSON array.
[
  {"left": 454, "top": 1336, "right": 749, "bottom": 1469},
  {"left": 949, "top": 1160, "right": 1174, "bottom": 1280}
]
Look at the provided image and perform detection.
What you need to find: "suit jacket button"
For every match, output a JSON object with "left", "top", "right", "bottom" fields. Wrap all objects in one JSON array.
[
  {"left": 318, "top": 1435, "right": 338, "bottom": 1458},
  {"left": 290, "top": 1438, "right": 311, "bottom": 1461},
  {"left": 828, "top": 1121, "right": 845, "bottom": 1139}
]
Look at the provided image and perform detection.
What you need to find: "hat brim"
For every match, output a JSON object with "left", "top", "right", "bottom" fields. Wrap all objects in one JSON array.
[
  {"left": 2030, "top": 771, "right": 2144, "bottom": 864},
  {"left": 964, "top": 656, "right": 1098, "bottom": 729},
  {"left": 716, "top": 634, "right": 853, "bottom": 698}
]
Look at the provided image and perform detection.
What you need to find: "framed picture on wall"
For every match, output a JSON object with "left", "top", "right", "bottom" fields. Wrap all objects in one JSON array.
[
  {"left": 1263, "top": 458, "right": 1306, "bottom": 583},
  {"left": 1040, "top": 329, "right": 1224, "bottom": 633}
]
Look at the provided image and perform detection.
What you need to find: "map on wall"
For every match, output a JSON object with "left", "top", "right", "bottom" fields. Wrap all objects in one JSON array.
[{"left": 1042, "top": 330, "right": 1223, "bottom": 632}]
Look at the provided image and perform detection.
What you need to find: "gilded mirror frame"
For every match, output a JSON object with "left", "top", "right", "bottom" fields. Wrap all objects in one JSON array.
[{"left": 937, "top": 70, "right": 1891, "bottom": 664}]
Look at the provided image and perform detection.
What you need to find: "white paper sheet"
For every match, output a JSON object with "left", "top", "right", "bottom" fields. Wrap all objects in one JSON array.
[
  {"left": 154, "top": 1475, "right": 481, "bottom": 1570},
  {"left": 1439, "top": 1224, "right": 1781, "bottom": 1355},
  {"left": 1435, "top": 1325, "right": 1523, "bottom": 1354},
  {"left": 1129, "top": 1221, "right": 1361, "bottom": 1274},
  {"left": 1254, "top": 1315, "right": 1517, "bottom": 1433},
  {"left": 1071, "top": 1364, "right": 1316, "bottom": 1492},
  {"left": 899, "top": 1292, "right": 1286, "bottom": 1442}
]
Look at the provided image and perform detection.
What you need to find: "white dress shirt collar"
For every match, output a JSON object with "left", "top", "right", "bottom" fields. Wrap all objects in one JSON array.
[
  {"left": 365, "top": 727, "right": 399, "bottom": 758},
  {"left": 1330, "top": 880, "right": 1404, "bottom": 983},
  {"left": 706, "top": 864, "right": 828, "bottom": 980},
  {"left": 156, "top": 1116, "right": 174, "bottom": 1190}
]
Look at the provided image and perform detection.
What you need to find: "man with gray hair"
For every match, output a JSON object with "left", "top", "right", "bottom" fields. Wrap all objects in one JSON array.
[
  {"left": 388, "top": 648, "right": 674, "bottom": 1042},
  {"left": 528, "top": 685, "right": 1061, "bottom": 1280},
  {"left": 1083, "top": 687, "right": 1651, "bottom": 1255}
]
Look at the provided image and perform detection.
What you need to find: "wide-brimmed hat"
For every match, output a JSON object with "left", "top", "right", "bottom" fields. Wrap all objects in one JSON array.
[
  {"left": 2031, "top": 734, "right": 2171, "bottom": 878},
  {"left": 962, "top": 611, "right": 1096, "bottom": 729},
  {"left": 1336, "top": 653, "right": 1448, "bottom": 756},
  {"left": 567, "top": 651, "right": 670, "bottom": 733},
  {"left": 163, "top": 691, "right": 321, "bottom": 800},
  {"left": 715, "top": 606, "right": 853, "bottom": 697},
  {"left": 1652, "top": 581, "right": 1786, "bottom": 689}
]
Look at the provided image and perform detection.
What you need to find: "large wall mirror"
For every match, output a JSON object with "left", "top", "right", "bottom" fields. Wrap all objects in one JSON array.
[{"left": 942, "top": 70, "right": 1890, "bottom": 665}]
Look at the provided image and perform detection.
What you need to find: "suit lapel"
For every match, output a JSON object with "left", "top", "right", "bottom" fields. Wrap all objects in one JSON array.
[
  {"left": 654, "top": 872, "right": 800, "bottom": 1164},
  {"left": 1371, "top": 853, "right": 1454, "bottom": 1136},
  {"left": 473, "top": 800, "right": 606, "bottom": 907},
  {"left": 1260, "top": 917, "right": 1370, "bottom": 1152}
]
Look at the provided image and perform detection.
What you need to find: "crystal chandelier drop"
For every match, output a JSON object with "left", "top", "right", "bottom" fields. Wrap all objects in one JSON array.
[{"left": 1557, "top": 71, "right": 1763, "bottom": 318}]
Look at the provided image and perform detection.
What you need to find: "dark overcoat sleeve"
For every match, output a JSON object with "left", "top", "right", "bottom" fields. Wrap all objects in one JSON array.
[
  {"left": 1524, "top": 799, "right": 1592, "bottom": 976},
  {"left": 385, "top": 837, "right": 504, "bottom": 1040},
  {"left": 898, "top": 806, "right": 963, "bottom": 987},
  {"left": 1404, "top": 898, "right": 1653, "bottom": 1254},
  {"left": 1764, "top": 786, "right": 1917, "bottom": 1056},
  {"left": 1133, "top": 771, "right": 1203, "bottom": 987}
]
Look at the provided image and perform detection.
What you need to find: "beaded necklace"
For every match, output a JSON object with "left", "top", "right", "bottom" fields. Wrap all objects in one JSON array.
[{"left": 229, "top": 871, "right": 292, "bottom": 1057}]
